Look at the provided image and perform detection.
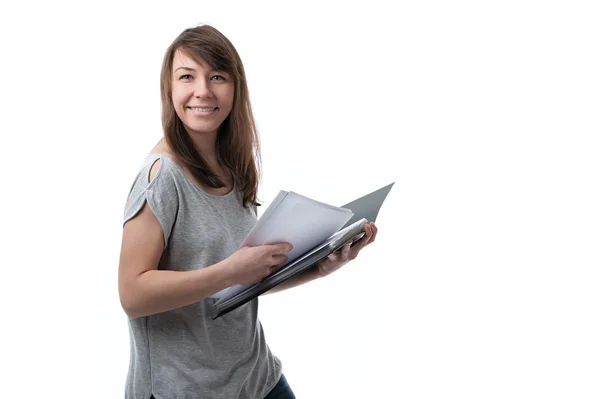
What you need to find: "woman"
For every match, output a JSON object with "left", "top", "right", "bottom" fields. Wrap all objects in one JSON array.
[{"left": 118, "top": 24, "right": 378, "bottom": 399}]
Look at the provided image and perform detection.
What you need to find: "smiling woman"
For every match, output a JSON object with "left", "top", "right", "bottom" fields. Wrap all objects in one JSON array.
[
  {"left": 118, "top": 24, "right": 376, "bottom": 399},
  {"left": 118, "top": 25, "right": 297, "bottom": 399}
]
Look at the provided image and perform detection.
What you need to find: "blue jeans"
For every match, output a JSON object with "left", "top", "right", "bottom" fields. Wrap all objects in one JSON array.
[{"left": 264, "top": 374, "right": 296, "bottom": 399}]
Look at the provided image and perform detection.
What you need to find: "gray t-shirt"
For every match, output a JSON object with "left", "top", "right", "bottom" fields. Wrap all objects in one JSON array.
[{"left": 122, "top": 153, "right": 282, "bottom": 399}]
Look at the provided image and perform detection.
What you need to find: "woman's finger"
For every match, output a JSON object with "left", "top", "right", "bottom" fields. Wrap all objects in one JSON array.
[
  {"left": 359, "top": 224, "right": 373, "bottom": 247},
  {"left": 342, "top": 241, "right": 352, "bottom": 260},
  {"left": 367, "top": 223, "right": 377, "bottom": 244}
]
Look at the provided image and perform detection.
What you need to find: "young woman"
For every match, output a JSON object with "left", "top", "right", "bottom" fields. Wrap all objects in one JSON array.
[{"left": 118, "top": 24, "right": 378, "bottom": 399}]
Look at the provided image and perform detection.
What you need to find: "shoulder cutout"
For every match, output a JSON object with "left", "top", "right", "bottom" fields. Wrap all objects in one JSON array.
[{"left": 148, "top": 159, "right": 161, "bottom": 183}]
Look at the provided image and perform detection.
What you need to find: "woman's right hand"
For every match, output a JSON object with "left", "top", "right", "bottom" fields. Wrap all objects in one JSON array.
[{"left": 224, "top": 243, "right": 293, "bottom": 286}]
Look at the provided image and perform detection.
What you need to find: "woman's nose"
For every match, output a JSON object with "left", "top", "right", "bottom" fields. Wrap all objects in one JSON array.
[{"left": 194, "top": 78, "right": 213, "bottom": 99}]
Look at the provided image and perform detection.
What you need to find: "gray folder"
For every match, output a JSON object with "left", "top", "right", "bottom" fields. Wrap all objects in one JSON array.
[{"left": 211, "top": 182, "right": 394, "bottom": 319}]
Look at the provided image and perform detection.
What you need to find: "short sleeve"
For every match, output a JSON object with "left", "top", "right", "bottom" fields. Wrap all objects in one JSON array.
[{"left": 123, "top": 154, "right": 179, "bottom": 249}]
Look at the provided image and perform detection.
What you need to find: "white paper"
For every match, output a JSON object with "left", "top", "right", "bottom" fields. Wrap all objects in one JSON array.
[{"left": 210, "top": 190, "right": 353, "bottom": 301}]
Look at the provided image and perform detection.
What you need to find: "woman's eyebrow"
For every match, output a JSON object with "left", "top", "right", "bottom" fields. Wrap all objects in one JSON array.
[
  {"left": 174, "top": 66, "right": 195, "bottom": 73},
  {"left": 174, "top": 66, "right": 225, "bottom": 73}
]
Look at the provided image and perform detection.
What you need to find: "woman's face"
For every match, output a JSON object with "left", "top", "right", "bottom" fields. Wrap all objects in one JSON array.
[{"left": 171, "top": 49, "right": 235, "bottom": 137}]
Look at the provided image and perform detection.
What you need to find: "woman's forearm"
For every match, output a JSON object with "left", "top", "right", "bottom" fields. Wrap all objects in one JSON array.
[{"left": 122, "top": 261, "right": 234, "bottom": 319}]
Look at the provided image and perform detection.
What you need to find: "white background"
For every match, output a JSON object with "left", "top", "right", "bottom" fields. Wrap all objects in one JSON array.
[{"left": 1, "top": 1, "right": 598, "bottom": 398}]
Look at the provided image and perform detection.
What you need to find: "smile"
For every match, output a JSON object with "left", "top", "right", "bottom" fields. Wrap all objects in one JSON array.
[{"left": 187, "top": 107, "right": 218, "bottom": 113}]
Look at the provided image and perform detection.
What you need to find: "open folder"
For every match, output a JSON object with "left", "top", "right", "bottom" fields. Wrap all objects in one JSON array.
[{"left": 211, "top": 182, "right": 394, "bottom": 319}]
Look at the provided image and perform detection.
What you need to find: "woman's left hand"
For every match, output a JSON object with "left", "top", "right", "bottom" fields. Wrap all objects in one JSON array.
[{"left": 317, "top": 222, "right": 378, "bottom": 277}]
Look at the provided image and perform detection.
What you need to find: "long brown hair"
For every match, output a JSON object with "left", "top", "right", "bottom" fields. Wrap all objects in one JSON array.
[{"left": 160, "top": 25, "right": 261, "bottom": 208}]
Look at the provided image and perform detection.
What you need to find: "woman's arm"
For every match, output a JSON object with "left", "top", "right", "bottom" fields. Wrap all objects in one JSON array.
[{"left": 118, "top": 200, "right": 237, "bottom": 319}]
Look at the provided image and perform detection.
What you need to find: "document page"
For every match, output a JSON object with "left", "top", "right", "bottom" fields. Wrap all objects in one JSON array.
[{"left": 211, "top": 190, "right": 353, "bottom": 300}]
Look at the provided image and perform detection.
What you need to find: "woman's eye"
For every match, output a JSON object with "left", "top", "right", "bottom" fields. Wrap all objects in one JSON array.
[
  {"left": 180, "top": 74, "right": 192, "bottom": 80},
  {"left": 211, "top": 75, "right": 226, "bottom": 81}
]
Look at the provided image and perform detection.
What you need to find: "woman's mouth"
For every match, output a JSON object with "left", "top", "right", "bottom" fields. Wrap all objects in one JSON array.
[{"left": 187, "top": 106, "right": 218, "bottom": 114}]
